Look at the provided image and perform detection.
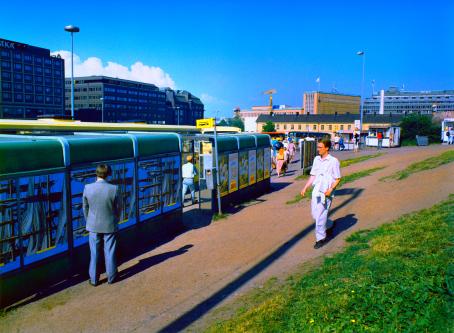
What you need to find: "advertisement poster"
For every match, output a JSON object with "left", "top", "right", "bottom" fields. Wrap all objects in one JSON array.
[
  {"left": 248, "top": 149, "right": 256, "bottom": 185},
  {"left": 264, "top": 147, "right": 271, "bottom": 179},
  {"left": 219, "top": 154, "right": 229, "bottom": 197},
  {"left": 228, "top": 152, "right": 239, "bottom": 193},
  {"left": 256, "top": 148, "right": 264, "bottom": 181},
  {"left": 239, "top": 151, "right": 249, "bottom": 189}
]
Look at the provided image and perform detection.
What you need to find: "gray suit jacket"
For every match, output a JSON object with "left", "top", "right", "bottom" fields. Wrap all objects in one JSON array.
[{"left": 83, "top": 179, "right": 121, "bottom": 233}]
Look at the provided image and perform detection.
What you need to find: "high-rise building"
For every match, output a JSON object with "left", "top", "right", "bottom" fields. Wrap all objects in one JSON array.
[
  {"left": 303, "top": 92, "right": 360, "bottom": 115},
  {"left": 0, "top": 38, "right": 65, "bottom": 118},
  {"left": 65, "top": 76, "right": 204, "bottom": 125},
  {"left": 364, "top": 87, "right": 454, "bottom": 114}
]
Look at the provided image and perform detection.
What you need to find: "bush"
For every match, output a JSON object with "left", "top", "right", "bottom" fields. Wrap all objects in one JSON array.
[{"left": 399, "top": 114, "right": 441, "bottom": 145}]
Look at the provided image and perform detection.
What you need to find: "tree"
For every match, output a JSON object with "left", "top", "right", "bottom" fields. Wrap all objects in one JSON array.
[
  {"left": 262, "top": 121, "right": 276, "bottom": 132},
  {"left": 218, "top": 119, "right": 228, "bottom": 126},
  {"left": 229, "top": 114, "right": 245, "bottom": 131},
  {"left": 400, "top": 114, "right": 440, "bottom": 145}
]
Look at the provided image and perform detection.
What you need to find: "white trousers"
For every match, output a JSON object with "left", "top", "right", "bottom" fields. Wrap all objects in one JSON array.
[{"left": 311, "top": 196, "right": 332, "bottom": 241}]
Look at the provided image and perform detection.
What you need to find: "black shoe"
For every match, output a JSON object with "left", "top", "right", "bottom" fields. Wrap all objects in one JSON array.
[
  {"left": 88, "top": 280, "right": 98, "bottom": 287},
  {"left": 314, "top": 239, "right": 327, "bottom": 249}
]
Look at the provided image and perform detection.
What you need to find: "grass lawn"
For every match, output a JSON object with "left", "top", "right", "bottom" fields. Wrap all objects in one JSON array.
[
  {"left": 340, "top": 153, "right": 383, "bottom": 168},
  {"left": 287, "top": 167, "right": 385, "bottom": 205},
  {"left": 381, "top": 150, "right": 454, "bottom": 181},
  {"left": 207, "top": 195, "right": 454, "bottom": 332}
]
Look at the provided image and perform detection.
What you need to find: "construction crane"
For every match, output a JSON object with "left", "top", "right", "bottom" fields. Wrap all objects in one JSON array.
[{"left": 263, "top": 89, "right": 277, "bottom": 115}]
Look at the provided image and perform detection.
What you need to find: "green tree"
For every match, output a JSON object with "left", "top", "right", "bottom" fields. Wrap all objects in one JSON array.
[
  {"left": 262, "top": 121, "right": 276, "bottom": 132},
  {"left": 400, "top": 114, "right": 441, "bottom": 145},
  {"left": 218, "top": 119, "right": 229, "bottom": 126},
  {"left": 229, "top": 115, "right": 245, "bottom": 131}
]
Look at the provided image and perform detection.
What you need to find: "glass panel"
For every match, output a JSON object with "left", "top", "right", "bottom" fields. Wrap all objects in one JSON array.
[
  {"left": 16, "top": 173, "right": 67, "bottom": 267},
  {"left": 137, "top": 158, "right": 162, "bottom": 221},
  {"left": 0, "top": 180, "right": 20, "bottom": 274},
  {"left": 161, "top": 155, "right": 181, "bottom": 213}
]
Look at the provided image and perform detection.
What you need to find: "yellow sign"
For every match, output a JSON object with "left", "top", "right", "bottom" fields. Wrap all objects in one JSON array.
[{"left": 196, "top": 118, "right": 215, "bottom": 128}]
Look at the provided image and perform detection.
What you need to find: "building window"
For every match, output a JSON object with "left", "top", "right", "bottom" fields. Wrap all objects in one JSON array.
[
  {"left": 291, "top": 124, "right": 294, "bottom": 129},
  {"left": 35, "top": 76, "right": 43, "bottom": 84},
  {"left": 283, "top": 124, "right": 287, "bottom": 130},
  {"left": 329, "top": 125, "right": 332, "bottom": 130},
  {"left": 348, "top": 124, "right": 352, "bottom": 130},
  {"left": 35, "top": 85, "right": 43, "bottom": 94},
  {"left": 1, "top": 50, "right": 10, "bottom": 58},
  {"left": 2, "top": 82, "right": 12, "bottom": 90},
  {"left": 24, "top": 64, "right": 33, "bottom": 73},
  {"left": 14, "top": 93, "right": 23, "bottom": 102},
  {"left": 276, "top": 124, "right": 280, "bottom": 130},
  {"left": 24, "top": 54, "right": 32, "bottom": 63},
  {"left": 24, "top": 84, "right": 33, "bottom": 93},
  {"left": 14, "top": 63, "right": 22, "bottom": 70},
  {"left": 35, "top": 67, "right": 43, "bottom": 74},
  {"left": 340, "top": 125, "right": 344, "bottom": 130},
  {"left": 25, "top": 94, "right": 33, "bottom": 102},
  {"left": 298, "top": 124, "right": 301, "bottom": 130},
  {"left": 313, "top": 124, "right": 317, "bottom": 130},
  {"left": 14, "top": 83, "right": 23, "bottom": 91},
  {"left": 2, "top": 92, "right": 12, "bottom": 101},
  {"left": 321, "top": 125, "right": 324, "bottom": 130},
  {"left": 1, "top": 71, "right": 11, "bottom": 80},
  {"left": 1, "top": 60, "right": 11, "bottom": 70}
]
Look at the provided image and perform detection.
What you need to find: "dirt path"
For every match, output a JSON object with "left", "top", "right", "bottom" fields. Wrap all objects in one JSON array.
[{"left": 1, "top": 145, "right": 453, "bottom": 333}]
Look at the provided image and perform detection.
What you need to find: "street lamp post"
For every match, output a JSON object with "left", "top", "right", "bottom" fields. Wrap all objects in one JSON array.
[
  {"left": 100, "top": 97, "right": 104, "bottom": 122},
  {"left": 64, "top": 25, "right": 80, "bottom": 120},
  {"left": 357, "top": 51, "right": 365, "bottom": 144},
  {"left": 175, "top": 106, "right": 180, "bottom": 126}
]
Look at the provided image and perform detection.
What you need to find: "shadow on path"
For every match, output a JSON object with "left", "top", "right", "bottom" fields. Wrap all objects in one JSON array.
[
  {"left": 327, "top": 214, "right": 358, "bottom": 241},
  {"left": 329, "top": 188, "right": 364, "bottom": 217},
  {"left": 115, "top": 245, "right": 193, "bottom": 283},
  {"left": 157, "top": 223, "right": 315, "bottom": 332}
]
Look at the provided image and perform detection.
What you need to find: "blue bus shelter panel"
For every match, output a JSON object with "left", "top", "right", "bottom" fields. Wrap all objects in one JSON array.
[
  {"left": 138, "top": 158, "right": 162, "bottom": 222},
  {"left": 161, "top": 155, "right": 181, "bottom": 213}
]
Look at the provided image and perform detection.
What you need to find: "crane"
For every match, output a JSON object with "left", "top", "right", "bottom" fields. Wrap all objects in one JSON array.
[{"left": 263, "top": 89, "right": 277, "bottom": 115}]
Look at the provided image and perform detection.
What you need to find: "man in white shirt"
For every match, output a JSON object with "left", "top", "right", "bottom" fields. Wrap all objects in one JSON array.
[
  {"left": 301, "top": 138, "right": 342, "bottom": 249},
  {"left": 182, "top": 155, "right": 197, "bottom": 205}
]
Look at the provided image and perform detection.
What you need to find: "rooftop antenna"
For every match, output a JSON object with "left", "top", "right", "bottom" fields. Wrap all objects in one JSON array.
[{"left": 263, "top": 89, "right": 277, "bottom": 115}]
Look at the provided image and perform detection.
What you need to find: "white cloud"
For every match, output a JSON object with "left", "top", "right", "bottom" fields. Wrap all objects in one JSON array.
[
  {"left": 200, "top": 93, "right": 218, "bottom": 104},
  {"left": 51, "top": 50, "right": 175, "bottom": 88}
]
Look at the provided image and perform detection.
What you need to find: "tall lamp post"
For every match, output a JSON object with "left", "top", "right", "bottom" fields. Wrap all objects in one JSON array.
[
  {"left": 175, "top": 106, "right": 181, "bottom": 126},
  {"left": 357, "top": 51, "right": 365, "bottom": 142},
  {"left": 64, "top": 25, "right": 80, "bottom": 120},
  {"left": 100, "top": 97, "right": 104, "bottom": 122}
]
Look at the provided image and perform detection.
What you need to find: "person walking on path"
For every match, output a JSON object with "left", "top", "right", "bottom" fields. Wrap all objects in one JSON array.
[
  {"left": 287, "top": 139, "right": 296, "bottom": 163},
  {"left": 353, "top": 130, "right": 360, "bottom": 152},
  {"left": 334, "top": 134, "right": 340, "bottom": 151},
  {"left": 83, "top": 164, "right": 121, "bottom": 286},
  {"left": 276, "top": 147, "right": 286, "bottom": 177},
  {"left": 300, "top": 138, "right": 342, "bottom": 249},
  {"left": 182, "top": 155, "right": 198, "bottom": 205}
]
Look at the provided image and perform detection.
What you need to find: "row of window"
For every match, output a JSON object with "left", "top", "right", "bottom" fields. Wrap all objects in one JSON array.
[
  {"left": 1, "top": 71, "right": 62, "bottom": 86},
  {"left": 2, "top": 82, "right": 62, "bottom": 94},
  {"left": 0, "top": 50, "right": 62, "bottom": 66},
  {"left": 1, "top": 60, "right": 62, "bottom": 75},
  {"left": 274, "top": 123, "right": 353, "bottom": 131},
  {"left": 2, "top": 92, "right": 62, "bottom": 104}
]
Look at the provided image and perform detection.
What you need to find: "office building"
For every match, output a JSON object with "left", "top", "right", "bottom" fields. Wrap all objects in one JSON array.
[
  {"left": 303, "top": 92, "right": 360, "bottom": 115},
  {"left": 65, "top": 76, "right": 204, "bottom": 125},
  {"left": 0, "top": 38, "right": 65, "bottom": 118},
  {"left": 364, "top": 87, "right": 454, "bottom": 115}
]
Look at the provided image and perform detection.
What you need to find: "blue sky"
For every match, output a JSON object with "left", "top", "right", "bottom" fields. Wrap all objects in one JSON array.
[{"left": 1, "top": 0, "right": 453, "bottom": 118}]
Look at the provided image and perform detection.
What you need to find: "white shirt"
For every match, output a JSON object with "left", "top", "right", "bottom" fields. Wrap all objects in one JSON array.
[
  {"left": 310, "top": 154, "right": 341, "bottom": 201},
  {"left": 182, "top": 162, "right": 196, "bottom": 179}
]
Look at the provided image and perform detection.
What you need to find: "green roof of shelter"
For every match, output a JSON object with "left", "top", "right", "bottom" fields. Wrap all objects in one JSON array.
[
  {"left": 64, "top": 135, "right": 134, "bottom": 165},
  {"left": 249, "top": 133, "right": 271, "bottom": 147},
  {"left": 0, "top": 137, "right": 64, "bottom": 175},
  {"left": 216, "top": 136, "right": 238, "bottom": 153},
  {"left": 236, "top": 135, "right": 256, "bottom": 149},
  {"left": 132, "top": 133, "right": 180, "bottom": 156}
]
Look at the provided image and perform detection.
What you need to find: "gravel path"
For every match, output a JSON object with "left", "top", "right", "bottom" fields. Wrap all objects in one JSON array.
[{"left": 1, "top": 145, "right": 453, "bottom": 333}]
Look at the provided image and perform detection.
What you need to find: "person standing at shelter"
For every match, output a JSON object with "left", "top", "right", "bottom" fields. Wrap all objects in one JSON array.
[
  {"left": 83, "top": 164, "right": 121, "bottom": 286},
  {"left": 353, "top": 129, "right": 360, "bottom": 152},
  {"left": 300, "top": 138, "right": 342, "bottom": 249},
  {"left": 377, "top": 131, "right": 383, "bottom": 150},
  {"left": 182, "top": 155, "right": 197, "bottom": 205},
  {"left": 334, "top": 134, "right": 340, "bottom": 150}
]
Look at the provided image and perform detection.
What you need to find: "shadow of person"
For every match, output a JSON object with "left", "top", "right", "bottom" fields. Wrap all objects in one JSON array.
[
  {"left": 114, "top": 244, "right": 193, "bottom": 283},
  {"left": 326, "top": 214, "right": 358, "bottom": 241}
]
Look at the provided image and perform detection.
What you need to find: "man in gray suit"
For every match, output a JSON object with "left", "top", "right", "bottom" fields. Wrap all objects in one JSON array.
[{"left": 83, "top": 164, "right": 121, "bottom": 286}]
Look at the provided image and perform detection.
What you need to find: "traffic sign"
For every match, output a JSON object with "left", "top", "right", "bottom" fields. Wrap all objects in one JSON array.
[{"left": 196, "top": 118, "right": 215, "bottom": 128}]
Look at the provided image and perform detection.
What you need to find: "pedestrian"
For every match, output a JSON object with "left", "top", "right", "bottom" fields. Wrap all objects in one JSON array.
[
  {"left": 353, "top": 130, "right": 360, "bottom": 152},
  {"left": 377, "top": 131, "right": 383, "bottom": 150},
  {"left": 334, "top": 134, "right": 340, "bottom": 150},
  {"left": 300, "top": 138, "right": 341, "bottom": 249},
  {"left": 339, "top": 135, "right": 345, "bottom": 151},
  {"left": 276, "top": 147, "right": 285, "bottom": 177},
  {"left": 83, "top": 164, "right": 121, "bottom": 286},
  {"left": 287, "top": 139, "right": 296, "bottom": 163},
  {"left": 450, "top": 129, "right": 454, "bottom": 145},
  {"left": 389, "top": 131, "right": 394, "bottom": 147},
  {"left": 182, "top": 155, "right": 197, "bottom": 205}
]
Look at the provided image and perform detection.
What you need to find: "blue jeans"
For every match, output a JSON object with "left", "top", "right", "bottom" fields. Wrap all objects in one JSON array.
[
  {"left": 182, "top": 178, "right": 195, "bottom": 204},
  {"left": 89, "top": 232, "right": 118, "bottom": 284}
]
